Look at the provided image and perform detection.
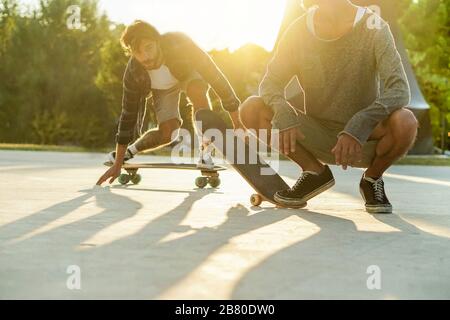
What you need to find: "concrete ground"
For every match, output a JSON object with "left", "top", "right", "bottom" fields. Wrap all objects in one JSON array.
[{"left": 1, "top": 150, "right": 450, "bottom": 299}]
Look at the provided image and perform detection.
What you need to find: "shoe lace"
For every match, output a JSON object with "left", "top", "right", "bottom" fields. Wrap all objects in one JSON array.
[
  {"left": 291, "top": 172, "right": 312, "bottom": 191},
  {"left": 372, "top": 179, "right": 385, "bottom": 202}
]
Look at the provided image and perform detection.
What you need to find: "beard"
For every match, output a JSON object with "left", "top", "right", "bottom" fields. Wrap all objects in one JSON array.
[{"left": 142, "top": 47, "right": 163, "bottom": 70}]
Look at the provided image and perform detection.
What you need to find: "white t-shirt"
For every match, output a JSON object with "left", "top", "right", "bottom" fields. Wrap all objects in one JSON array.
[
  {"left": 307, "top": 6, "right": 367, "bottom": 40},
  {"left": 148, "top": 64, "right": 179, "bottom": 90}
]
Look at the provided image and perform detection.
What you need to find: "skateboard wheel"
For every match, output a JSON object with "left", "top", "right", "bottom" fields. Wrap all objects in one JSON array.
[
  {"left": 208, "top": 177, "right": 221, "bottom": 188},
  {"left": 250, "top": 194, "right": 263, "bottom": 206},
  {"left": 195, "top": 177, "right": 208, "bottom": 189},
  {"left": 131, "top": 174, "right": 142, "bottom": 185},
  {"left": 118, "top": 173, "right": 130, "bottom": 185}
]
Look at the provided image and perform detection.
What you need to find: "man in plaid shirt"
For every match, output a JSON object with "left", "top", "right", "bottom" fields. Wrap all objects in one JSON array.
[{"left": 97, "top": 20, "right": 242, "bottom": 185}]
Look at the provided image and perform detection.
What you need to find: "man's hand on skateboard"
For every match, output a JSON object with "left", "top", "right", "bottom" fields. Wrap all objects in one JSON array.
[
  {"left": 278, "top": 127, "right": 305, "bottom": 156},
  {"left": 96, "top": 164, "right": 121, "bottom": 186},
  {"left": 332, "top": 133, "right": 363, "bottom": 170}
]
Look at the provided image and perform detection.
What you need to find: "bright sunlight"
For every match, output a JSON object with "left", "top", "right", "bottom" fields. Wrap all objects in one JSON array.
[{"left": 21, "top": 0, "right": 288, "bottom": 51}]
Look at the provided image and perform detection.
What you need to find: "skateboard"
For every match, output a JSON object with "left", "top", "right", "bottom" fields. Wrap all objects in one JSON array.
[
  {"left": 104, "top": 162, "right": 227, "bottom": 189},
  {"left": 195, "top": 109, "right": 306, "bottom": 208}
]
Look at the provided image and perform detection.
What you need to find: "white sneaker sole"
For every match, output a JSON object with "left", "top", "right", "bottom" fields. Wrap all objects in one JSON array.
[
  {"left": 359, "top": 189, "right": 393, "bottom": 214},
  {"left": 365, "top": 206, "right": 393, "bottom": 214}
]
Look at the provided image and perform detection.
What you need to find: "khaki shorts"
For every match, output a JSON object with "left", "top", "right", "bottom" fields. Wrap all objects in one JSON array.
[
  {"left": 149, "top": 72, "right": 204, "bottom": 124},
  {"left": 293, "top": 112, "right": 378, "bottom": 169}
]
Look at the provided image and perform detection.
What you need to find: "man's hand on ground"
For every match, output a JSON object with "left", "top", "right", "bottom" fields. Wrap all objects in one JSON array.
[
  {"left": 96, "top": 143, "right": 127, "bottom": 185},
  {"left": 331, "top": 133, "right": 363, "bottom": 170},
  {"left": 96, "top": 165, "right": 122, "bottom": 186},
  {"left": 278, "top": 127, "right": 305, "bottom": 156}
]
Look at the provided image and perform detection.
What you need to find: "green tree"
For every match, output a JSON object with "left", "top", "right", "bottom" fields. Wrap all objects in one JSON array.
[
  {"left": 0, "top": 0, "right": 117, "bottom": 147},
  {"left": 399, "top": 0, "right": 450, "bottom": 149}
]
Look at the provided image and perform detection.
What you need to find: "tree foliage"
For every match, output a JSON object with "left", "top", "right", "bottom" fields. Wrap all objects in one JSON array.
[
  {"left": 0, "top": 0, "right": 448, "bottom": 150},
  {"left": 0, "top": 0, "right": 122, "bottom": 147},
  {"left": 398, "top": 0, "right": 449, "bottom": 145}
]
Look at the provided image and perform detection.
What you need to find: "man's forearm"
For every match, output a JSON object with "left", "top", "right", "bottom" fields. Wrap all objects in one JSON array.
[
  {"left": 197, "top": 61, "right": 240, "bottom": 112},
  {"left": 258, "top": 23, "right": 299, "bottom": 131},
  {"left": 116, "top": 58, "right": 143, "bottom": 146},
  {"left": 113, "top": 144, "right": 128, "bottom": 167},
  {"left": 186, "top": 37, "right": 240, "bottom": 112}
]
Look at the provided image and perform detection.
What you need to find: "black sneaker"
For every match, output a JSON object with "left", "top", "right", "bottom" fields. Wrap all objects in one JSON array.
[
  {"left": 360, "top": 175, "right": 393, "bottom": 214},
  {"left": 274, "top": 165, "right": 335, "bottom": 207},
  {"left": 107, "top": 149, "right": 134, "bottom": 165}
]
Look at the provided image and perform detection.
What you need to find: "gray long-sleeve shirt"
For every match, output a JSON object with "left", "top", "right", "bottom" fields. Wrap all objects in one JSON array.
[{"left": 259, "top": 10, "right": 411, "bottom": 145}]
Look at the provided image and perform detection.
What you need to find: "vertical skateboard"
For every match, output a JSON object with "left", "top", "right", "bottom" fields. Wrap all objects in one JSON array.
[{"left": 195, "top": 109, "right": 306, "bottom": 208}]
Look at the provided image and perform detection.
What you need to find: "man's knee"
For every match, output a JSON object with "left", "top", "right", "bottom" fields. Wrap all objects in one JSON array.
[
  {"left": 387, "top": 108, "right": 419, "bottom": 154},
  {"left": 239, "top": 96, "right": 272, "bottom": 128},
  {"left": 159, "top": 119, "right": 182, "bottom": 145},
  {"left": 389, "top": 108, "right": 419, "bottom": 139}
]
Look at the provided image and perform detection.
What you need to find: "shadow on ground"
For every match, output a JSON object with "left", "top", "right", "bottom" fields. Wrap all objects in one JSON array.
[{"left": 1, "top": 165, "right": 450, "bottom": 299}]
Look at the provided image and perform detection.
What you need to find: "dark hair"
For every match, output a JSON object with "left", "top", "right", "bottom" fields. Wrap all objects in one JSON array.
[{"left": 120, "top": 20, "right": 160, "bottom": 55}]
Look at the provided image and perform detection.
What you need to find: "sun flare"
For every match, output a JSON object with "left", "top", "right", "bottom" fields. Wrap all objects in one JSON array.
[{"left": 101, "top": 0, "right": 287, "bottom": 51}]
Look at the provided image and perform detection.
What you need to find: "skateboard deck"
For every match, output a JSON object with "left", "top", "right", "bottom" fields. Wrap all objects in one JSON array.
[
  {"left": 104, "top": 161, "right": 226, "bottom": 189},
  {"left": 195, "top": 109, "right": 305, "bottom": 208}
]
